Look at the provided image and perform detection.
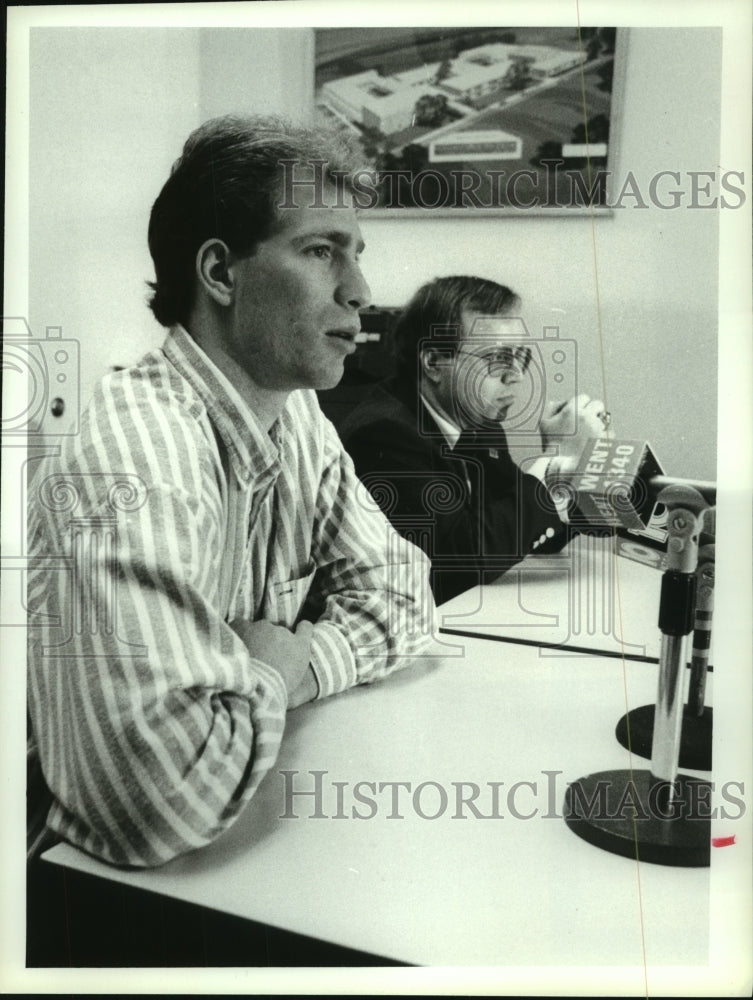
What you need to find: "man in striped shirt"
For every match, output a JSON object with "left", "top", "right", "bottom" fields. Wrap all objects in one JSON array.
[{"left": 27, "top": 116, "right": 435, "bottom": 870}]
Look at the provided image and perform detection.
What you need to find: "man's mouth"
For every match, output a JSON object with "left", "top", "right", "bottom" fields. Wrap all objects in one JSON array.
[
  {"left": 326, "top": 328, "right": 359, "bottom": 343},
  {"left": 495, "top": 398, "right": 517, "bottom": 420}
]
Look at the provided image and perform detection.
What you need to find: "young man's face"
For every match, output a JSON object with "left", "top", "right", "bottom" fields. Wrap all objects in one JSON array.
[{"left": 227, "top": 180, "right": 371, "bottom": 392}]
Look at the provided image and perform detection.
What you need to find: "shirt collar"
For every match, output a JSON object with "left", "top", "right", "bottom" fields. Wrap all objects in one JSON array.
[
  {"left": 163, "top": 325, "right": 281, "bottom": 485},
  {"left": 420, "top": 392, "right": 461, "bottom": 448}
]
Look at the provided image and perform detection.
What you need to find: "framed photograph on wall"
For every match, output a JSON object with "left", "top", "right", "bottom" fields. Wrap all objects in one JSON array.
[{"left": 314, "top": 26, "right": 625, "bottom": 214}]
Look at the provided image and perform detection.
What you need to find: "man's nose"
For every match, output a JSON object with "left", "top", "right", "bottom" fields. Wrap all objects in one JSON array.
[
  {"left": 337, "top": 261, "right": 372, "bottom": 311},
  {"left": 501, "top": 365, "right": 524, "bottom": 386}
]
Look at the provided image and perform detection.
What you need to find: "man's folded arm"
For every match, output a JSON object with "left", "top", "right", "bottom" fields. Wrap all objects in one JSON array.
[
  {"left": 304, "top": 423, "right": 437, "bottom": 699},
  {"left": 28, "top": 478, "right": 290, "bottom": 869}
]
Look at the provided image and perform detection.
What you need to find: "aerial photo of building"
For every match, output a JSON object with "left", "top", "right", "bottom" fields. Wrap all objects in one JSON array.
[{"left": 319, "top": 41, "right": 588, "bottom": 138}]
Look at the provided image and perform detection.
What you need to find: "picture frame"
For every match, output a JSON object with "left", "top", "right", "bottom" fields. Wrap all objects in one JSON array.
[{"left": 314, "top": 26, "right": 626, "bottom": 216}]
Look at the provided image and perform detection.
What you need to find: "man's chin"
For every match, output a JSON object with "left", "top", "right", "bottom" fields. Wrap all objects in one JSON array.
[
  {"left": 483, "top": 404, "right": 510, "bottom": 424},
  {"left": 311, "top": 364, "right": 346, "bottom": 393}
]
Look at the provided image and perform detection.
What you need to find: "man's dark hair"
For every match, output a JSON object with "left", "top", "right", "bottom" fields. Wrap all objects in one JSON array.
[
  {"left": 147, "top": 114, "right": 361, "bottom": 328},
  {"left": 391, "top": 275, "right": 521, "bottom": 382}
]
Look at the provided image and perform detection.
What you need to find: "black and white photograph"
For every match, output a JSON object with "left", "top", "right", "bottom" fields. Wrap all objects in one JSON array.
[{"left": 2, "top": 0, "right": 752, "bottom": 995}]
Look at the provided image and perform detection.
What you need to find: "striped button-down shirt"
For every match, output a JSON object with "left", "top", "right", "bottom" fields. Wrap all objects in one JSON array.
[{"left": 27, "top": 326, "right": 435, "bottom": 867}]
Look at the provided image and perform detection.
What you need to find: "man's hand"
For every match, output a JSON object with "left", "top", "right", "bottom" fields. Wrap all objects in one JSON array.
[
  {"left": 229, "top": 618, "right": 315, "bottom": 704},
  {"left": 287, "top": 665, "right": 320, "bottom": 709},
  {"left": 540, "top": 394, "right": 608, "bottom": 462}
]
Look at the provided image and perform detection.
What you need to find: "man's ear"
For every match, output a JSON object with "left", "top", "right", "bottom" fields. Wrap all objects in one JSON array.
[
  {"left": 420, "top": 347, "right": 451, "bottom": 383},
  {"left": 195, "top": 239, "right": 235, "bottom": 307}
]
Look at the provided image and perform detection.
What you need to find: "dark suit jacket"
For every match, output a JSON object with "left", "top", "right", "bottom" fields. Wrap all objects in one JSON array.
[{"left": 339, "top": 378, "right": 569, "bottom": 605}]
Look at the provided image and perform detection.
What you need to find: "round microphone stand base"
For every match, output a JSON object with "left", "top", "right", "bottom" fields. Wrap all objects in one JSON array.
[
  {"left": 564, "top": 769, "right": 711, "bottom": 867},
  {"left": 614, "top": 705, "right": 712, "bottom": 771}
]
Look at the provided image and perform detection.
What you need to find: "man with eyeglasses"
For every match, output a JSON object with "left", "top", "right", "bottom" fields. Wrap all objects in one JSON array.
[{"left": 340, "top": 275, "right": 608, "bottom": 605}]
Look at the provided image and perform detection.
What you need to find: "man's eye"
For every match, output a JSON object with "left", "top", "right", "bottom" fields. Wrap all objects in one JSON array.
[{"left": 308, "top": 245, "right": 332, "bottom": 259}]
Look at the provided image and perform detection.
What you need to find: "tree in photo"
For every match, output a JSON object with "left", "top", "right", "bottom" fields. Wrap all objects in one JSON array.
[
  {"left": 505, "top": 58, "right": 534, "bottom": 92},
  {"left": 434, "top": 59, "right": 453, "bottom": 86},
  {"left": 413, "top": 93, "right": 451, "bottom": 128}
]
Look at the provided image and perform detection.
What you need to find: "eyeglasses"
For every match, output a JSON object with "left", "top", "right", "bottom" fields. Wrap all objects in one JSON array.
[{"left": 456, "top": 345, "right": 532, "bottom": 381}]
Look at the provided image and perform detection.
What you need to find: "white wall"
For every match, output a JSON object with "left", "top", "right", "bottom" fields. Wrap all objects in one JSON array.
[
  {"left": 28, "top": 27, "right": 721, "bottom": 479},
  {"left": 198, "top": 28, "right": 312, "bottom": 123},
  {"left": 29, "top": 28, "right": 202, "bottom": 399}
]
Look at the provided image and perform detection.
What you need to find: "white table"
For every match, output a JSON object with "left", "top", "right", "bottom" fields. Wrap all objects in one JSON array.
[
  {"left": 44, "top": 637, "right": 711, "bottom": 969},
  {"left": 439, "top": 533, "right": 664, "bottom": 661}
]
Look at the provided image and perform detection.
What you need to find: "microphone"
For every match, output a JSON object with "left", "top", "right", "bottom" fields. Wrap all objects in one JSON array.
[
  {"left": 547, "top": 437, "right": 716, "bottom": 533},
  {"left": 688, "top": 530, "right": 715, "bottom": 717},
  {"left": 565, "top": 484, "right": 714, "bottom": 867},
  {"left": 613, "top": 500, "right": 716, "bottom": 771},
  {"left": 547, "top": 438, "right": 719, "bottom": 776}
]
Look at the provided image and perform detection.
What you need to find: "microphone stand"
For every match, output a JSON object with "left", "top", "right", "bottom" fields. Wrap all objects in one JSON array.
[
  {"left": 614, "top": 510, "right": 715, "bottom": 770},
  {"left": 564, "top": 485, "right": 712, "bottom": 866}
]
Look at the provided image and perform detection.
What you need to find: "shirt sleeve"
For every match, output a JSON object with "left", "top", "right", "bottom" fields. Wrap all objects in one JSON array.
[
  {"left": 305, "top": 419, "right": 437, "bottom": 700},
  {"left": 27, "top": 381, "right": 289, "bottom": 868}
]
